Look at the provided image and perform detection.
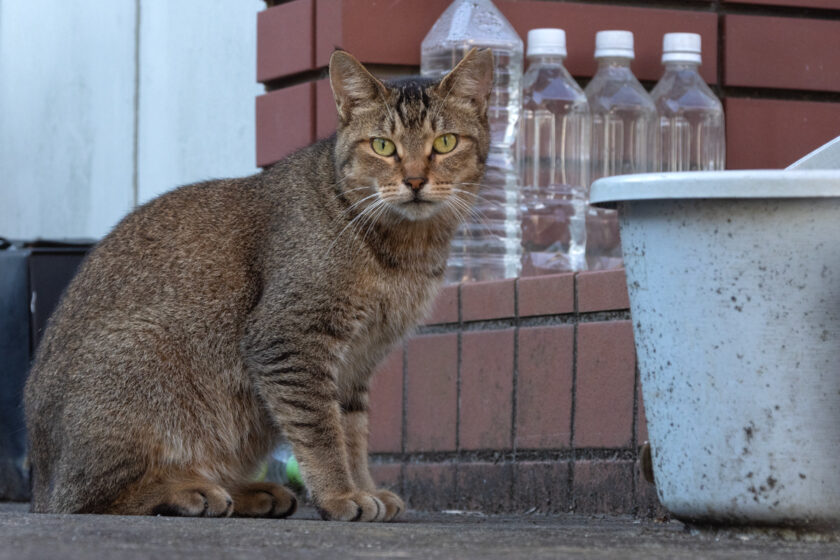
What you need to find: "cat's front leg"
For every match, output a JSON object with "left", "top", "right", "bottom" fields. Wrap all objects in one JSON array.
[
  {"left": 242, "top": 319, "right": 387, "bottom": 522},
  {"left": 283, "top": 400, "right": 388, "bottom": 522},
  {"left": 342, "top": 406, "right": 405, "bottom": 521},
  {"left": 254, "top": 368, "right": 386, "bottom": 522}
]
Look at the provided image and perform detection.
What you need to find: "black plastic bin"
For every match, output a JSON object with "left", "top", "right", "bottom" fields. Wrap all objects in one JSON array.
[{"left": 0, "top": 239, "right": 93, "bottom": 501}]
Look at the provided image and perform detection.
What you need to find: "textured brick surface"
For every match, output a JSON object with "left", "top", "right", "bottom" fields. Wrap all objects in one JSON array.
[
  {"left": 315, "top": 0, "right": 449, "bottom": 66},
  {"left": 312, "top": 0, "right": 717, "bottom": 81},
  {"left": 634, "top": 461, "right": 669, "bottom": 520},
  {"left": 257, "top": 0, "right": 314, "bottom": 82},
  {"left": 516, "top": 326, "right": 573, "bottom": 450},
  {"left": 577, "top": 269, "right": 630, "bottom": 313},
  {"left": 456, "top": 462, "right": 513, "bottom": 514},
  {"left": 403, "top": 463, "right": 456, "bottom": 512},
  {"left": 404, "top": 334, "right": 458, "bottom": 452},
  {"left": 368, "top": 348, "right": 403, "bottom": 453},
  {"left": 514, "top": 461, "right": 571, "bottom": 513},
  {"left": 725, "top": 14, "right": 840, "bottom": 93},
  {"left": 518, "top": 274, "right": 574, "bottom": 318},
  {"left": 574, "top": 460, "right": 635, "bottom": 514},
  {"left": 575, "top": 321, "right": 636, "bottom": 449},
  {"left": 725, "top": 98, "right": 840, "bottom": 169},
  {"left": 255, "top": 83, "right": 314, "bottom": 167},
  {"left": 314, "top": 79, "right": 338, "bottom": 141},
  {"left": 461, "top": 278, "right": 515, "bottom": 322},
  {"left": 369, "top": 463, "right": 401, "bottom": 492},
  {"left": 423, "top": 284, "right": 459, "bottom": 326},
  {"left": 460, "top": 330, "right": 515, "bottom": 451},
  {"left": 500, "top": 1, "right": 718, "bottom": 83}
]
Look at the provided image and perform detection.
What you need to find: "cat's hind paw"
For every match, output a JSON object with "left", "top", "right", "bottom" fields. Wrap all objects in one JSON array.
[
  {"left": 230, "top": 482, "right": 297, "bottom": 518},
  {"left": 316, "top": 491, "right": 387, "bottom": 522},
  {"left": 150, "top": 484, "right": 233, "bottom": 517}
]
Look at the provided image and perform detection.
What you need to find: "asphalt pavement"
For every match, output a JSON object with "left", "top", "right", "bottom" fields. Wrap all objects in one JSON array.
[{"left": 1, "top": 502, "right": 838, "bottom": 559}]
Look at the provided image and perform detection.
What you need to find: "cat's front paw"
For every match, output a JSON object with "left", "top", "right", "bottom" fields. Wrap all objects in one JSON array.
[
  {"left": 316, "top": 491, "right": 386, "bottom": 522},
  {"left": 374, "top": 489, "right": 404, "bottom": 522}
]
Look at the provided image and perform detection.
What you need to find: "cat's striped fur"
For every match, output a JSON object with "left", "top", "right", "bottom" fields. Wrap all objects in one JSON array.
[{"left": 24, "top": 49, "right": 492, "bottom": 521}]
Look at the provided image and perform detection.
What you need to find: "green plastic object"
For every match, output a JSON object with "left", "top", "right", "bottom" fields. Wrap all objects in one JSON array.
[
  {"left": 285, "top": 455, "right": 303, "bottom": 490},
  {"left": 254, "top": 447, "right": 304, "bottom": 491}
]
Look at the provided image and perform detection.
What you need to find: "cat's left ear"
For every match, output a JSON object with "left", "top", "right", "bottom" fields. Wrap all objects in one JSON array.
[
  {"left": 329, "top": 50, "right": 388, "bottom": 123},
  {"left": 435, "top": 48, "right": 494, "bottom": 113}
]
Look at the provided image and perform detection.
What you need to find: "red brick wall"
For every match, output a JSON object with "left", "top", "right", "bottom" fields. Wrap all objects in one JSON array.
[
  {"left": 257, "top": 0, "right": 840, "bottom": 170},
  {"left": 364, "top": 270, "right": 660, "bottom": 515},
  {"left": 255, "top": 0, "right": 840, "bottom": 516}
]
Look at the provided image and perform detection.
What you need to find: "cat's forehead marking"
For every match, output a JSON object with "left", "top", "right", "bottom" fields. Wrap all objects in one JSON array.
[{"left": 387, "top": 78, "right": 434, "bottom": 131}]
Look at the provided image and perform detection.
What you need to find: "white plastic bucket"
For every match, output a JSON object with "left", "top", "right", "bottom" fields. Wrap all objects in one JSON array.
[{"left": 591, "top": 170, "right": 840, "bottom": 527}]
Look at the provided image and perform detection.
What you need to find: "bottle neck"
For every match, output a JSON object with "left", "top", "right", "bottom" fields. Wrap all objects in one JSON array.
[
  {"left": 596, "top": 56, "right": 633, "bottom": 69},
  {"left": 527, "top": 54, "right": 567, "bottom": 66},
  {"left": 663, "top": 60, "right": 701, "bottom": 73},
  {"left": 594, "top": 56, "right": 634, "bottom": 77}
]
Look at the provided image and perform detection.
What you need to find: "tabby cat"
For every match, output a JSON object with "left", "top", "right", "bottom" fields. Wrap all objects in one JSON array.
[{"left": 24, "top": 48, "right": 492, "bottom": 521}]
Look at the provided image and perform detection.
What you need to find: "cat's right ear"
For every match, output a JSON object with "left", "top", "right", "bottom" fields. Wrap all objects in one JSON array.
[
  {"left": 435, "top": 48, "right": 494, "bottom": 114},
  {"left": 329, "top": 50, "right": 388, "bottom": 123}
]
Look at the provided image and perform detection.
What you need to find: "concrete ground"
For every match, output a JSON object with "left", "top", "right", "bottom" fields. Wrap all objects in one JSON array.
[{"left": 1, "top": 503, "right": 838, "bottom": 560}]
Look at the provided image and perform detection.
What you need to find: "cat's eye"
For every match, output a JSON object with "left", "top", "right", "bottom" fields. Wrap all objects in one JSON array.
[
  {"left": 371, "top": 138, "right": 396, "bottom": 157},
  {"left": 432, "top": 133, "right": 458, "bottom": 154}
]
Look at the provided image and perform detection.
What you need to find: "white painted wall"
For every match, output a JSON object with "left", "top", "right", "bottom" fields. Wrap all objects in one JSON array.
[
  {"left": 0, "top": 1, "right": 136, "bottom": 240},
  {"left": 0, "top": 0, "right": 262, "bottom": 240},
  {"left": 137, "top": 1, "right": 262, "bottom": 205}
]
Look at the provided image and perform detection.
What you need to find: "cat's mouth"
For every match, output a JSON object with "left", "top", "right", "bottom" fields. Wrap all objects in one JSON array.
[
  {"left": 393, "top": 194, "right": 442, "bottom": 220},
  {"left": 402, "top": 190, "right": 438, "bottom": 206},
  {"left": 404, "top": 192, "right": 439, "bottom": 208}
]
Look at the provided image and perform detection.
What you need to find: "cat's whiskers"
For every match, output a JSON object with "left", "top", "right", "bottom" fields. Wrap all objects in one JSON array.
[
  {"left": 355, "top": 198, "right": 384, "bottom": 233},
  {"left": 326, "top": 194, "right": 384, "bottom": 256},
  {"left": 444, "top": 185, "right": 499, "bottom": 222},
  {"left": 443, "top": 197, "right": 472, "bottom": 227},
  {"left": 328, "top": 173, "right": 374, "bottom": 197},
  {"left": 444, "top": 194, "right": 475, "bottom": 223},
  {"left": 443, "top": 190, "right": 496, "bottom": 238},
  {"left": 336, "top": 195, "right": 395, "bottom": 263},
  {"left": 340, "top": 192, "right": 381, "bottom": 217},
  {"left": 329, "top": 185, "right": 371, "bottom": 203},
  {"left": 357, "top": 199, "right": 392, "bottom": 257},
  {"left": 346, "top": 198, "right": 390, "bottom": 262},
  {"left": 448, "top": 185, "right": 509, "bottom": 236},
  {"left": 450, "top": 184, "right": 507, "bottom": 210},
  {"left": 329, "top": 175, "right": 354, "bottom": 190}
]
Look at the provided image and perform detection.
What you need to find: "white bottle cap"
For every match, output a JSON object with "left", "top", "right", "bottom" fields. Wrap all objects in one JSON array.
[
  {"left": 662, "top": 32, "right": 702, "bottom": 64},
  {"left": 594, "top": 30, "right": 634, "bottom": 60},
  {"left": 527, "top": 28, "right": 567, "bottom": 57}
]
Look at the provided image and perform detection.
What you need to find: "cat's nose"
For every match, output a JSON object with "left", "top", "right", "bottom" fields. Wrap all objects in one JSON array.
[{"left": 404, "top": 177, "right": 427, "bottom": 192}]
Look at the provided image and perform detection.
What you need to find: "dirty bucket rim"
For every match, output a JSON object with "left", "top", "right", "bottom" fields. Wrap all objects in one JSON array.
[{"left": 589, "top": 169, "right": 840, "bottom": 209}]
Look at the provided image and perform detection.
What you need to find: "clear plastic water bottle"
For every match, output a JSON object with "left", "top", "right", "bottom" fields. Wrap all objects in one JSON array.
[
  {"left": 651, "top": 33, "right": 725, "bottom": 171},
  {"left": 519, "top": 29, "right": 589, "bottom": 275},
  {"left": 584, "top": 30, "right": 657, "bottom": 271},
  {"left": 421, "top": 0, "right": 524, "bottom": 283}
]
